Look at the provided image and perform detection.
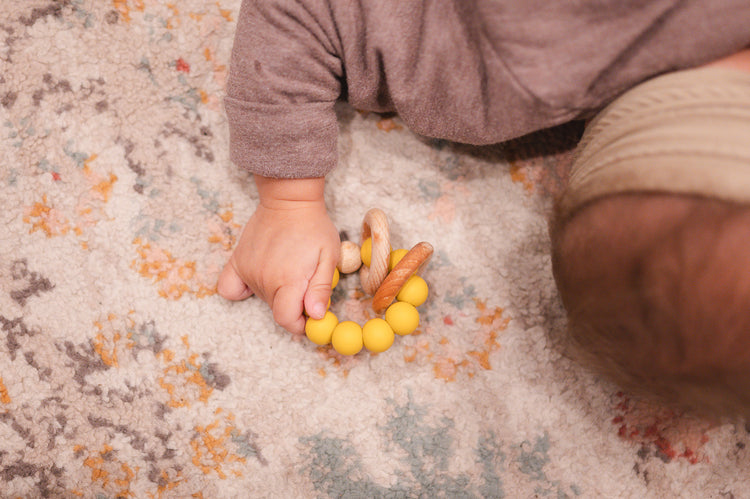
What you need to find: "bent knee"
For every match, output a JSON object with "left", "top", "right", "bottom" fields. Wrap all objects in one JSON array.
[{"left": 550, "top": 193, "right": 750, "bottom": 416}]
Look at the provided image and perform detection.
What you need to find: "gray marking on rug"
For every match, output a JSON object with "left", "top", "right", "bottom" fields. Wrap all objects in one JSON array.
[
  {"left": 190, "top": 176, "right": 222, "bottom": 213},
  {"left": 0, "top": 315, "right": 39, "bottom": 361},
  {"left": 116, "top": 137, "right": 148, "bottom": 193},
  {"left": 87, "top": 414, "right": 149, "bottom": 453},
  {"left": 517, "top": 433, "right": 550, "bottom": 482},
  {"left": 442, "top": 278, "right": 476, "bottom": 310},
  {"left": 76, "top": 77, "right": 106, "bottom": 102},
  {"left": 46, "top": 412, "right": 67, "bottom": 451},
  {"left": 0, "top": 21, "right": 22, "bottom": 64},
  {"left": 155, "top": 402, "right": 170, "bottom": 420},
  {"left": 476, "top": 432, "right": 505, "bottom": 499},
  {"left": 160, "top": 122, "right": 215, "bottom": 163},
  {"left": 24, "top": 351, "right": 52, "bottom": 380},
  {"left": 1, "top": 90, "right": 17, "bottom": 109},
  {"left": 104, "top": 10, "right": 119, "bottom": 25},
  {"left": 199, "top": 360, "right": 231, "bottom": 390},
  {"left": 1, "top": 461, "right": 38, "bottom": 481},
  {"left": 32, "top": 73, "right": 73, "bottom": 107},
  {"left": 10, "top": 259, "right": 55, "bottom": 306},
  {"left": 517, "top": 432, "right": 580, "bottom": 498},
  {"left": 19, "top": 1, "right": 72, "bottom": 27},
  {"left": 633, "top": 461, "right": 650, "bottom": 486},
  {"left": 300, "top": 395, "right": 481, "bottom": 498},
  {"left": 0, "top": 412, "right": 32, "bottom": 446},
  {"left": 129, "top": 320, "right": 166, "bottom": 354},
  {"left": 299, "top": 435, "right": 397, "bottom": 498},
  {"left": 231, "top": 427, "right": 268, "bottom": 466},
  {"left": 58, "top": 340, "right": 110, "bottom": 385},
  {"left": 301, "top": 396, "right": 581, "bottom": 498},
  {"left": 380, "top": 394, "right": 462, "bottom": 491},
  {"left": 0, "top": 459, "right": 67, "bottom": 497},
  {"left": 155, "top": 431, "right": 176, "bottom": 460}
]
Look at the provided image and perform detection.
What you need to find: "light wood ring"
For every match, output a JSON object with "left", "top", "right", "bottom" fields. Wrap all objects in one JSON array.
[
  {"left": 372, "top": 241, "right": 433, "bottom": 314},
  {"left": 359, "top": 208, "right": 391, "bottom": 295}
]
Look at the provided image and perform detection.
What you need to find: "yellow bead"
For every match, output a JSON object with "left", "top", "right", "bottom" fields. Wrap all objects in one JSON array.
[
  {"left": 396, "top": 275, "right": 429, "bottom": 307},
  {"left": 331, "top": 321, "right": 364, "bottom": 355},
  {"left": 332, "top": 268, "right": 340, "bottom": 289},
  {"left": 385, "top": 302, "right": 420, "bottom": 336},
  {"left": 389, "top": 249, "right": 408, "bottom": 271},
  {"left": 305, "top": 311, "right": 338, "bottom": 346},
  {"left": 361, "top": 238, "right": 372, "bottom": 267},
  {"left": 362, "top": 318, "right": 395, "bottom": 353}
]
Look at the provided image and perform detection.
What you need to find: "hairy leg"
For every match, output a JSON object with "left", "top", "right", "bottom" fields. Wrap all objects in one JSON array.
[{"left": 551, "top": 193, "right": 750, "bottom": 416}]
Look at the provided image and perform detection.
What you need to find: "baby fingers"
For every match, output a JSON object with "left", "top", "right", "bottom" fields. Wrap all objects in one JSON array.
[
  {"left": 303, "top": 257, "right": 337, "bottom": 320},
  {"left": 217, "top": 259, "right": 254, "bottom": 301},
  {"left": 271, "top": 283, "right": 308, "bottom": 335}
]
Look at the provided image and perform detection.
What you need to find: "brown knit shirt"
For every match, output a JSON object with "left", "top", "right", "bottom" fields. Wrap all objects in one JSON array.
[{"left": 225, "top": 0, "right": 750, "bottom": 178}]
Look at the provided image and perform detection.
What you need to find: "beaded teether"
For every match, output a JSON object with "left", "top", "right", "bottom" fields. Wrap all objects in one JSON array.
[{"left": 305, "top": 208, "right": 434, "bottom": 355}]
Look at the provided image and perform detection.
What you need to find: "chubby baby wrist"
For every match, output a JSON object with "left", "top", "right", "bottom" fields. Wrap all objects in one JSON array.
[{"left": 254, "top": 175, "right": 327, "bottom": 210}]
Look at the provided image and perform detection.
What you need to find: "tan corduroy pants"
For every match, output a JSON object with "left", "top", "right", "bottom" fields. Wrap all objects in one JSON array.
[{"left": 559, "top": 67, "right": 750, "bottom": 219}]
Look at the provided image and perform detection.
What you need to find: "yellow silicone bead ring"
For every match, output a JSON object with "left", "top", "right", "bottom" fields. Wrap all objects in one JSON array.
[{"left": 304, "top": 209, "right": 433, "bottom": 356}]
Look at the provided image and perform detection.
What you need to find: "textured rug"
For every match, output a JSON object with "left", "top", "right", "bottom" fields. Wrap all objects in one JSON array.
[{"left": 2, "top": 1, "right": 750, "bottom": 497}]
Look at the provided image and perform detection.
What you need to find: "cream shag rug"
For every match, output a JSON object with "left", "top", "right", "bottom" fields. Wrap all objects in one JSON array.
[{"left": 1, "top": 1, "right": 749, "bottom": 497}]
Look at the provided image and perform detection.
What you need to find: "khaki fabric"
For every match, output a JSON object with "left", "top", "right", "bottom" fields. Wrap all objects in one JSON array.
[{"left": 559, "top": 67, "right": 750, "bottom": 219}]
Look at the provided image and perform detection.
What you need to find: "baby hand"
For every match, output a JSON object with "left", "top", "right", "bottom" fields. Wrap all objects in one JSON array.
[{"left": 217, "top": 176, "right": 340, "bottom": 334}]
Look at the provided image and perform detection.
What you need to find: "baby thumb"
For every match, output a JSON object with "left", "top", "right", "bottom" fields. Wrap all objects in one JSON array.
[
  {"left": 304, "top": 262, "right": 336, "bottom": 320},
  {"left": 217, "top": 259, "right": 254, "bottom": 301}
]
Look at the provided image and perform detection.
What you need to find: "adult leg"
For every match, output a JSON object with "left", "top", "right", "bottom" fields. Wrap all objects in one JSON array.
[{"left": 550, "top": 50, "right": 750, "bottom": 417}]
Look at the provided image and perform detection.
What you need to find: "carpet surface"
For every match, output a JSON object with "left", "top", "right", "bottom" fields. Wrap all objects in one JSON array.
[{"left": 1, "top": 1, "right": 750, "bottom": 497}]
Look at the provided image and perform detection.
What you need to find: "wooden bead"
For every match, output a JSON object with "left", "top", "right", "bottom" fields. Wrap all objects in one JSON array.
[
  {"left": 338, "top": 241, "right": 362, "bottom": 274},
  {"left": 372, "top": 242, "right": 433, "bottom": 314}
]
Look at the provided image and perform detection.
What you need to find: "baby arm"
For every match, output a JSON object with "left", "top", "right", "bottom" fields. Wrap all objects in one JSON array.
[
  {"left": 217, "top": 176, "right": 340, "bottom": 334},
  {"left": 220, "top": 1, "right": 347, "bottom": 333}
]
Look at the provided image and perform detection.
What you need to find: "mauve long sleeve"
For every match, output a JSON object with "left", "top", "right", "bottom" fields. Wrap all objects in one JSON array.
[{"left": 225, "top": 0, "right": 750, "bottom": 178}]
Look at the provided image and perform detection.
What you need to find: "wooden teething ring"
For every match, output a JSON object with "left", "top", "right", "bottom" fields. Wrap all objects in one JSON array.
[
  {"left": 359, "top": 208, "right": 391, "bottom": 295},
  {"left": 305, "top": 208, "right": 433, "bottom": 356},
  {"left": 372, "top": 241, "right": 434, "bottom": 314}
]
